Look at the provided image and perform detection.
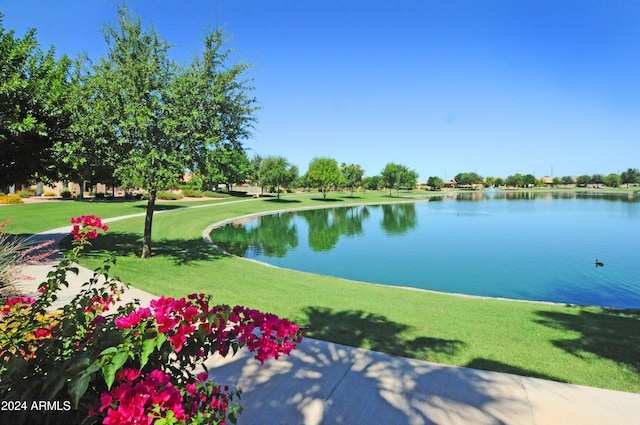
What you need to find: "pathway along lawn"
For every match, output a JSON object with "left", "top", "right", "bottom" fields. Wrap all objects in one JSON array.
[{"left": 4, "top": 192, "right": 640, "bottom": 393}]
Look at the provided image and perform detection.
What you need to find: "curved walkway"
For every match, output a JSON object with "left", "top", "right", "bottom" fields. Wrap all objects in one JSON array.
[{"left": 14, "top": 205, "right": 640, "bottom": 425}]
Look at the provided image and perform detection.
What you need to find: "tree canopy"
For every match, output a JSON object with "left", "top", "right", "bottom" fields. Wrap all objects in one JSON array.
[
  {"left": 84, "top": 6, "right": 257, "bottom": 258},
  {"left": 427, "top": 176, "right": 443, "bottom": 190},
  {"left": 454, "top": 172, "right": 483, "bottom": 187},
  {"left": 258, "top": 156, "right": 298, "bottom": 200},
  {"left": 621, "top": 168, "right": 640, "bottom": 188},
  {"left": 0, "top": 15, "right": 72, "bottom": 189},
  {"left": 306, "top": 157, "right": 342, "bottom": 200},
  {"left": 340, "top": 163, "right": 364, "bottom": 197},
  {"left": 381, "top": 163, "right": 418, "bottom": 196}
]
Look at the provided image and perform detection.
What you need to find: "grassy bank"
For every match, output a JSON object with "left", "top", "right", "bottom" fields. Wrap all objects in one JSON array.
[{"left": 3, "top": 191, "right": 639, "bottom": 393}]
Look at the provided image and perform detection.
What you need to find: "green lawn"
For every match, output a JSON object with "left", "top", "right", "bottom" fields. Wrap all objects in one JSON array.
[{"left": 3, "top": 191, "right": 640, "bottom": 393}]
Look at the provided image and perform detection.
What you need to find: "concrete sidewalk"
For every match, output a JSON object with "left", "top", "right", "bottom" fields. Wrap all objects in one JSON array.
[
  {"left": 15, "top": 235, "right": 640, "bottom": 425},
  {"left": 206, "top": 338, "right": 640, "bottom": 425}
]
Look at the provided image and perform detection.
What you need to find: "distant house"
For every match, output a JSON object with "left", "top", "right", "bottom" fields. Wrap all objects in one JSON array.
[
  {"left": 541, "top": 176, "right": 554, "bottom": 187},
  {"left": 443, "top": 179, "right": 457, "bottom": 189}
]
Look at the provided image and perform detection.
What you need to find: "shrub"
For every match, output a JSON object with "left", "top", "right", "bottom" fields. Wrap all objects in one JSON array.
[
  {"left": 0, "top": 215, "right": 303, "bottom": 425},
  {"left": 61, "top": 190, "right": 73, "bottom": 199},
  {"left": 157, "top": 191, "right": 183, "bottom": 200},
  {"left": 43, "top": 191, "right": 57, "bottom": 197},
  {"left": 182, "top": 189, "right": 204, "bottom": 198},
  {"left": 202, "top": 191, "right": 229, "bottom": 198},
  {"left": 0, "top": 194, "right": 24, "bottom": 204},
  {"left": 17, "top": 190, "right": 34, "bottom": 198}
]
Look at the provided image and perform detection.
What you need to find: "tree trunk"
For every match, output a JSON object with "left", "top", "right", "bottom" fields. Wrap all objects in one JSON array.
[{"left": 141, "top": 188, "right": 157, "bottom": 259}]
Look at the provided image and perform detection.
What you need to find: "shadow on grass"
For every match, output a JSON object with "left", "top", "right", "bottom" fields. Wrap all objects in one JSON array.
[
  {"left": 133, "top": 204, "right": 186, "bottom": 211},
  {"left": 535, "top": 308, "right": 640, "bottom": 373},
  {"left": 302, "top": 306, "right": 463, "bottom": 360},
  {"left": 263, "top": 198, "right": 302, "bottom": 203},
  {"left": 465, "top": 358, "right": 566, "bottom": 382},
  {"left": 310, "top": 197, "right": 344, "bottom": 202},
  {"left": 64, "top": 232, "right": 225, "bottom": 265}
]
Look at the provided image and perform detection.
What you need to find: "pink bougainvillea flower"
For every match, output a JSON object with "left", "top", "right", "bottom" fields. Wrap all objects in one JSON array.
[
  {"left": 114, "top": 307, "right": 151, "bottom": 329},
  {"left": 33, "top": 328, "right": 52, "bottom": 338}
]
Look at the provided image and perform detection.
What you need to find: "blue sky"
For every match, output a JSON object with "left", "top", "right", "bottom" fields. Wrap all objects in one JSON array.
[{"left": 2, "top": 1, "right": 639, "bottom": 180}]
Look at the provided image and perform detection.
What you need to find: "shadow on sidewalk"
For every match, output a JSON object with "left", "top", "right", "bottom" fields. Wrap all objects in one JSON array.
[{"left": 207, "top": 337, "right": 531, "bottom": 425}]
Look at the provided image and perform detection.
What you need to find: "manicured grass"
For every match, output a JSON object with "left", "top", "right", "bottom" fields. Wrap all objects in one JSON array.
[{"left": 3, "top": 191, "right": 640, "bottom": 393}]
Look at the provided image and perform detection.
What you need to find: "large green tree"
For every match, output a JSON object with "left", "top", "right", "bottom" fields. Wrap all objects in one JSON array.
[
  {"left": 89, "top": 7, "right": 257, "bottom": 258},
  {"left": 505, "top": 173, "right": 524, "bottom": 187},
  {"left": 259, "top": 156, "right": 298, "bottom": 200},
  {"left": 576, "top": 175, "right": 591, "bottom": 187},
  {"left": 454, "top": 172, "right": 483, "bottom": 187},
  {"left": 90, "top": 6, "right": 181, "bottom": 258},
  {"left": 201, "top": 146, "right": 252, "bottom": 193},
  {"left": 362, "top": 175, "right": 381, "bottom": 191},
  {"left": 381, "top": 162, "right": 417, "bottom": 196},
  {"left": 427, "top": 176, "right": 443, "bottom": 190},
  {"left": 621, "top": 168, "right": 640, "bottom": 188},
  {"left": 0, "top": 15, "right": 72, "bottom": 189},
  {"left": 603, "top": 173, "right": 621, "bottom": 188},
  {"left": 172, "top": 27, "right": 257, "bottom": 192},
  {"left": 306, "top": 157, "right": 342, "bottom": 200},
  {"left": 52, "top": 56, "right": 118, "bottom": 197},
  {"left": 340, "top": 163, "right": 364, "bottom": 197}
]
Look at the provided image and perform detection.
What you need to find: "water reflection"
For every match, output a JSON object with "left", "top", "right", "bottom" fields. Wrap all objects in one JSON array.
[
  {"left": 380, "top": 203, "right": 418, "bottom": 235},
  {"left": 298, "top": 207, "right": 370, "bottom": 251},
  {"left": 211, "top": 213, "right": 298, "bottom": 257},
  {"left": 213, "top": 203, "right": 421, "bottom": 257}
]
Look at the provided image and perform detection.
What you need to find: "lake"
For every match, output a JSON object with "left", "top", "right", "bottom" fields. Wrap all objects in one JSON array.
[{"left": 210, "top": 191, "right": 640, "bottom": 308}]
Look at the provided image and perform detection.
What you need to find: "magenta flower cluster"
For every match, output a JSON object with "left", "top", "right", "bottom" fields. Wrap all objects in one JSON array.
[
  {"left": 99, "top": 369, "right": 185, "bottom": 425},
  {"left": 115, "top": 293, "right": 303, "bottom": 363},
  {"left": 0, "top": 295, "right": 35, "bottom": 315},
  {"left": 0, "top": 215, "right": 304, "bottom": 425},
  {"left": 96, "top": 294, "right": 302, "bottom": 424},
  {"left": 70, "top": 214, "right": 109, "bottom": 241}
]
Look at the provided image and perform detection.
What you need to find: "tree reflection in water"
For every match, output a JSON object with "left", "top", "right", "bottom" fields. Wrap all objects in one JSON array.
[
  {"left": 379, "top": 203, "right": 417, "bottom": 236},
  {"left": 298, "top": 206, "right": 370, "bottom": 252},
  {"left": 211, "top": 213, "right": 298, "bottom": 257}
]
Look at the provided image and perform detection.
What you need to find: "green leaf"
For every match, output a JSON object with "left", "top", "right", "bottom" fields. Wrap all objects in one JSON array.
[
  {"left": 65, "top": 354, "right": 91, "bottom": 374},
  {"left": 140, "top": 337, "right": 156, "bottom": 368},
  {"left": 102, "top": 350, "right": 129, "bottom": 389},
  {"left": 68, "top": 373, "right": 91, "bottom": 409},
  {"left": 155, "top": 331, "right": 167, "bottom": 349},
  {"left": 99, "top": 346, "right": 118, "bottom": 356}
]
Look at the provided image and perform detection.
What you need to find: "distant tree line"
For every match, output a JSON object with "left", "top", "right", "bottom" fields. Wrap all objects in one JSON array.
[
  {"left": 250, "top": 157, "right": 417, "bottom": 200},
  {"left": 418, "top": 168, "right": 640, "bottom": 190}
]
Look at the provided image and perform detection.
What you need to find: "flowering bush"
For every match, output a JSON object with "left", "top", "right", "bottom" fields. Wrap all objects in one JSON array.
[
  {"left": 0, "top": 194, "right": 23, "bottom": 204},
  {"left": 0, "top": 215, "right": 303, "bottom": 425}
]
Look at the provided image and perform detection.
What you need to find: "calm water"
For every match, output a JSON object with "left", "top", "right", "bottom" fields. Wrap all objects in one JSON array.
[{"left": 211, "top": 192, "right": 640, "bottom": 308}]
